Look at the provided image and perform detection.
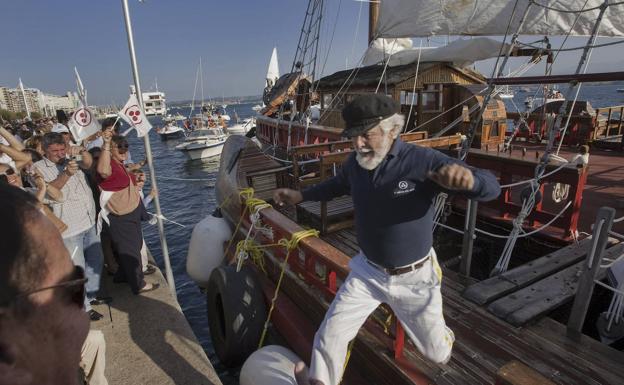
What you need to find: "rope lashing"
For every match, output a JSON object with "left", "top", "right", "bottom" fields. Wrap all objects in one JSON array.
[
  {"left": 223, "top": 188, "right": 258, "bottom": 260},
  {"left": 235, "top": 189, "right": 273, "bottom": 271},
  {"left": 258, "top": 229, "right": 319, "bottom": 348},
  {"left": 235, "top": 239, "right": 267, "bottom": 273}
]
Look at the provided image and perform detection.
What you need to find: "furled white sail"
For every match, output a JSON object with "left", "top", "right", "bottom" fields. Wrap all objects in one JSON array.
[
  {"left": 375, "top": 0, "right": 624, "bottom": 38},
  {"left": 362, "top": 37, "right": 511, "bottom": 68},
  {"left": 266, "top": 47, "right": 280, "bottom": 88}
]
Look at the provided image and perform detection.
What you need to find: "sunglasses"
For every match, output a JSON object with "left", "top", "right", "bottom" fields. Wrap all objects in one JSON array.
[
  {"left": 116, "top": 143, "right": 129, "bottom": 149},
  {"left": 5, "top": 266, "right": 87, "bottom": 309},
  {"left": 1, "top": 168, "right": 16, "bottom": 176}
]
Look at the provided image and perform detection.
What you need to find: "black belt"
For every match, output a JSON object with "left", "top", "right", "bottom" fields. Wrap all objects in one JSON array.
[{"left": 366, "top": 256, "right": 430, "bottom": 276}]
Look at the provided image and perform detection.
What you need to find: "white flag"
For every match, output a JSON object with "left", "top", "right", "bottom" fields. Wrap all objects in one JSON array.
[
  {"left": 119, "top": 94, "right": 152, "bottom": 137},
  {"left": 68, "top": 102, "right": 101, "bottom": 142},
  {"left": 74, "top": 67, "right": 87, "bottom": 105}
]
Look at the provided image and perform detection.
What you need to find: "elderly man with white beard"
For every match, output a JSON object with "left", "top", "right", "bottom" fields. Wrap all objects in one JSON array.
[{"left": 273, "top": 94, "right": 501, "bottom": 385}]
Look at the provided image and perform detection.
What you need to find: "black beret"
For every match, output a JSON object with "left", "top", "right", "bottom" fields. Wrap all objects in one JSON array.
[{"left": 341, "top": 94, "right": 400, "bottom": 137}]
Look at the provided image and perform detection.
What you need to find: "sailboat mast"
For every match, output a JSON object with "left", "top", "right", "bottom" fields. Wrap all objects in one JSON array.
[
  {"left": 120, "top": 0, "right": 176, "bottom": 299},
  {"left": 199, "top": 57, "right": 204, "bottom": 110},
  {"left": 368, "top": 0, "right": 379, "bottom": 44}
]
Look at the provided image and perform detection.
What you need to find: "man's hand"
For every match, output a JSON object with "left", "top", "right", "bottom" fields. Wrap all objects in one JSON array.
[
  {"left": 428, "top": 163, "right": 474, "bottom": 191},
  {"left": 69, "top": 145, "right": 85, "bottom": 157},
  {"left": 64, "top": 159, "right": 79, "bottom": 176},
  {"left": 273, "top": 188, "right": 303, "bottom": 206},
  {"left": 32, "top": 168, "right": 46, "bottom": 190},
  {"left": 102, "top": 129, "right": 113, "bottom": 144}
]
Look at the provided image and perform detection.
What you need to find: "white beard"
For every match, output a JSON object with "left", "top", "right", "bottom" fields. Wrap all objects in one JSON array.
[{"left": 355, "top": 134, "right": 393, "bottom": 170}]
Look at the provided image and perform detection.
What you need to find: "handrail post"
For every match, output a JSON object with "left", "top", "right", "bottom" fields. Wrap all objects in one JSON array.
[
  {"left": 567, "top": 206, "right": 615, "bottom": 340},
  {"left": 460, "top": 200, "right": 479, "bottom": 277}
]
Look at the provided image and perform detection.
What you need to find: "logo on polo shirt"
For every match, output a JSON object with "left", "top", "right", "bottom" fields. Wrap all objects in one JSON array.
[{"left": 393, "top": 180, "right": 415, "bottom": 196}]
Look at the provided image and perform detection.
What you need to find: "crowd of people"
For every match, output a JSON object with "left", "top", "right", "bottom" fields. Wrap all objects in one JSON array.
[{"left": 0, "top": 110, "right": 159, "bottom": 384}]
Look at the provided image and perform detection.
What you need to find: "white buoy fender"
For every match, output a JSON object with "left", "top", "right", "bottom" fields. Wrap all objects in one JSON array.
[
  {"left": 239, "top": 345, "right": 302, "bottom": 385},
  {"left": 186, "top": 214, "right": 232, "bottom": 287}
]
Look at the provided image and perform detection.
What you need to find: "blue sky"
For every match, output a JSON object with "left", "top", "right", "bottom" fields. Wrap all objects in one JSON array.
[{"left": 2, "top": 1, "right": 622, "bottom": 105}]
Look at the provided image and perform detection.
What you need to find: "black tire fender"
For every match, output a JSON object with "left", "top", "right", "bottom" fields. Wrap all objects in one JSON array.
[{"left": 206, "top": 264, "right": 267, "bottom": 367}]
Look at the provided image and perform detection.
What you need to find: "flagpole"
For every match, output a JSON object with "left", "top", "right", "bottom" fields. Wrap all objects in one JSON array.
[
  {"left": 121, "top": 0, "right": 176, "bottom": 300},
  {"left": 18, "top": 78, "right": 31, "bottom": 120}
]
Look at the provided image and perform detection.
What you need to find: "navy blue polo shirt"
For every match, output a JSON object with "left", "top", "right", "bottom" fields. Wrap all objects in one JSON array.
[{"left": 302, "top": 138, "right": 500, "bottom": 268}]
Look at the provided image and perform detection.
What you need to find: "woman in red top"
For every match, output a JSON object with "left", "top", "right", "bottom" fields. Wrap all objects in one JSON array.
[{"left": 97, "top": 130, "right": 158, "bottom": 294}]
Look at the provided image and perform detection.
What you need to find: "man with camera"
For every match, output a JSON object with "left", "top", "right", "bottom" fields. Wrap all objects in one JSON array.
[{"left": 34, "top": 132, "right": 105, "bottom": 321}]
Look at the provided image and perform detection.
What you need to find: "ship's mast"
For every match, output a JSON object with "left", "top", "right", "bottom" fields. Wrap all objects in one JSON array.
[{"left": 368, "top": 0, "right": 379, "bottom": 44}]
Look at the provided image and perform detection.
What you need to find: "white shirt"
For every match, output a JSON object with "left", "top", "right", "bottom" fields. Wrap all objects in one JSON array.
[{"left": 34, "top": 157, "right": 96, "bottom": 238}]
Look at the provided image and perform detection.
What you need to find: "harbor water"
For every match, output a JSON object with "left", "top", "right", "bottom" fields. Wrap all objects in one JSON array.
[{"left": 129, "top": 85, "right": 623, "bottom": 384}]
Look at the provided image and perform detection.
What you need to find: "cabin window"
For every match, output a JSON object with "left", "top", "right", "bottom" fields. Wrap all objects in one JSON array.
[
  {"left": 400, "top": 91, "right": 418, "bottom": 106},
  {"left": 422, "top": 84, "right": 443, "bottom": 111},
  {"left": 491, "top": 120, "right": 500, "bottom": 137},
  {"left": 322, "top": 94, "right": 333, "bottom": 109}
]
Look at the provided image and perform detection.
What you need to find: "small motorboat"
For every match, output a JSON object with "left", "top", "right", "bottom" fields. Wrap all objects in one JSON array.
[
  {"left": 226, "top": 117, "right": 255, "bottom": 135},
  {"left": 175, "top": 128, "right": 227, "bottom": 160},
  {"left": 157, "top": 123, "right": 186, "bottom": 140}
]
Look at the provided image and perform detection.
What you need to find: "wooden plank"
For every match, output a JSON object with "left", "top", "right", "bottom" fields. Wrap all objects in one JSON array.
[
  {"left": 463, "top": 237, "right": 596, "bottom": 305},
  {"left": 496, "top": 361, "right": 556, "bottom": 385},
  {"left": 487, "top": 243, "right": 624, "bottom": 326}
]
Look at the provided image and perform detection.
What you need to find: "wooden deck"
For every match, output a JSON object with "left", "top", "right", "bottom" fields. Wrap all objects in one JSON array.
[{"left": 321, "top": 228, "right": 624, "bottom": 385}]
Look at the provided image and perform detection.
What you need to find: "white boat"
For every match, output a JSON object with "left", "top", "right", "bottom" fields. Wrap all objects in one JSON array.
[
  {"left": 141, "top": 91, "right": 166, "bottom": 116},
  {"left": 226, "top": 117, "right": 255, "bottom": 135},
  {"left": 525, "top": 88, "right": 565, "bottom": 110},
  {"left": 497, "top": 85, "right": 514, "bottom": 99},
  {"left": 251, "top": 104, "right": 264, "bottom": 112},
  {"left": 157, "top": 123, "right": 186, "bottom": 140},
  {"left": 175, "top": 127, "right": 227, "bottom": 160}
]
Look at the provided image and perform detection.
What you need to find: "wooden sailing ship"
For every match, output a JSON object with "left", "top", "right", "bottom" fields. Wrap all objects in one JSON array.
[{"left": 199, "top": 1, "right": 624, "bottom": 384}]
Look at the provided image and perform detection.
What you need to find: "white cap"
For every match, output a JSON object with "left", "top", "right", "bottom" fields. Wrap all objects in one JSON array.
[{"left": 51, "top": 123, "right": 70, "bottom": 134}]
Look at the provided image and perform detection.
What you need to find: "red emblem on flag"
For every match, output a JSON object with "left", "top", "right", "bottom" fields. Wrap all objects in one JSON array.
[
  {"left": 73, "top": 108, "right": 92, "bottom": 127},
  {"left": 124, "top": 105, "right": 143, "bottom": 125}
]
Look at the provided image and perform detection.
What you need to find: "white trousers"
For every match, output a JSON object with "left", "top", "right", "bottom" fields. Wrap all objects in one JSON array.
[
  {"left": 81, "top": 330, "right": 108, "bottom": 385},
  {"left": 309, "top": 249, "right": 454, "bottom": 385}
]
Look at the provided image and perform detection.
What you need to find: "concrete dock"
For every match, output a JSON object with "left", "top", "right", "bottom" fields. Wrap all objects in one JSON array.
[{"left": 91, "top": 266, "right": 222, "bottom": 385}]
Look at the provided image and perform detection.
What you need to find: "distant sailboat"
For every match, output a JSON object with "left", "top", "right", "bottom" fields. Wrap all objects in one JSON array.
[
  {"left": 266, "top": 47, "right": 280, "bottom": 89},
  {"left": 257, "top": 47, "right": 280, "bottom": 113}
]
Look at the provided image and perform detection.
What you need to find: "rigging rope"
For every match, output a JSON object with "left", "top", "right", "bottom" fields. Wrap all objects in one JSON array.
[
  {"left": 491, "top": 0, "right": 609, "bottom": 276},
  {"left": 375, "top": 39, "right": 397, "bottom": 93},
  {"left": 518, "top": 39, "right": 624, "bottom": 52},
  {"left": 258, "top": 228, "right": 319, "bottom": 348},
  {"left": 404, "top": 39, "right": 423, "bottom": 133},
  {"left": 532, "top": 0, "right": 624, "bottom": 13}
]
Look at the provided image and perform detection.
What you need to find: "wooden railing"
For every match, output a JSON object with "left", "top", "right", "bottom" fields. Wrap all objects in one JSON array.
[
  {"left": 594, "top": 104, "right": 624, "bottom": 140},
  {"left": 463, "top": 150, "right": 589, "bottom": 241}
]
